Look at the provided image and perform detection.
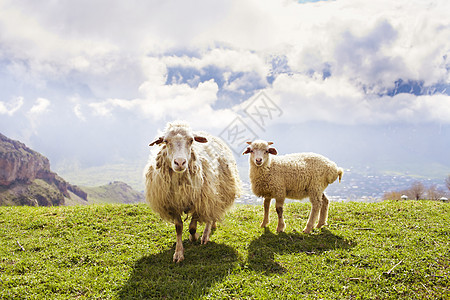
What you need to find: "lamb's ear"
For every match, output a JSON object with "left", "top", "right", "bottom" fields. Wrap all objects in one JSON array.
[
  {"left": 268, "top": 142, "right": 274, "bottom": 146},
  {"left": 268, "top": 148, "right": 278, "bottom": 155},
  {"left": 194, "top": 135, "right": 208, "bottom": 143},
  {"left": 242, "top": 147, "right": 252, "bottom": 155},
  {"left": 246, "top": 141, "right": 252, "bottom": 145},
  {"left": 149, "top": 136, "right": 164, "bottom": 146}
]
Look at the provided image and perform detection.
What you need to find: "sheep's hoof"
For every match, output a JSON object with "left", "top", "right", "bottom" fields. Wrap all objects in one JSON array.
[
  {"left": 201, "top": 235, "right": 210, "bottom": 245},
  {"left": 276, "top": 223, "right": 286, "bottom": 232},
  {"left": 260, "top": 220, "right": 269, "bottom": 228},
  {"left": 189, "top": 233, "right": 199, "bottom": 242},
  {"left": 173, "top": 251, "right": 184, "bottom": 263}
]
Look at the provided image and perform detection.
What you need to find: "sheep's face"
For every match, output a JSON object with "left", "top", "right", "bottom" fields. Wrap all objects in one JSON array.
[
  {"left": 165, "top": 134, "right": 194, "bottom": 173},
  {"left": 243, "top": 140, "right": 277, "bottom": 167},
  {"left": 149, "top": 123, "right": 207, "bottom": 173}
]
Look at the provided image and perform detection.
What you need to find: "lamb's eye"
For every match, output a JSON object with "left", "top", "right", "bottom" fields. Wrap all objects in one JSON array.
[{"left": 265, "top": 150, "right": 269, "bottom": 154}]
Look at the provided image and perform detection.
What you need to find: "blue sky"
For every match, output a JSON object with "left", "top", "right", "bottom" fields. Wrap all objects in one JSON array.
[{"left": 0, "top": 0, "right": 449, "bottom": 181}]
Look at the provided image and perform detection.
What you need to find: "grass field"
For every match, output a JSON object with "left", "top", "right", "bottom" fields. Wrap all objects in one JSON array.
[{"left": 0, "top": 201, "right": 448, "bottom": 299}]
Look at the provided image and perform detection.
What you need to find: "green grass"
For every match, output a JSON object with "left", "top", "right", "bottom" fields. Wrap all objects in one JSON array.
[{"left": 0, "top": 201, "right": 448, "bottom": 299}]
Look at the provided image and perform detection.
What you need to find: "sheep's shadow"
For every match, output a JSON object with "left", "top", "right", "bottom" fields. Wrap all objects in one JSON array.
[
  {"left": 117, "top": 240, "right": 238, "bottom": 299},
  {"left": 247, "top": 228, "right": 355, "bottom": 274}
]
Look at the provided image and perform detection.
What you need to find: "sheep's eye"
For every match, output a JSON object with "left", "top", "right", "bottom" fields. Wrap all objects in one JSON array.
[{"left": 265, "top": 150, "right": 269, "bottom": 154}]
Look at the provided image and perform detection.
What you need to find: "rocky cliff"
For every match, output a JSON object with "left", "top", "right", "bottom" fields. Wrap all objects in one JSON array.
[{"left": 0, "top": 133, "right": 87, "bottom": 206}]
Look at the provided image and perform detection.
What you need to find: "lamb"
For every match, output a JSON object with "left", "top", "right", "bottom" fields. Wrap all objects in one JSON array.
[
  {"left": 243, "top": 140, "right": 343, "bottom": 234},
  {"left": 145, "top": 121, "right": 241, "bottom": 262}
]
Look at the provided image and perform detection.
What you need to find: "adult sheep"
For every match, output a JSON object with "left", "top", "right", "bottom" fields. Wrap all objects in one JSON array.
[
  {"left": 145, "top": 121, "right": 241, "bottom": 262},
  {"left": 243, "top": 140, "right": 343, "bottom": 234}
]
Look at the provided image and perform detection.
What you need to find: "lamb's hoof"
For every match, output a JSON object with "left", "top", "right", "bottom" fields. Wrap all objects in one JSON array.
[
  {"left": 173, "top": 251, "right": 184, "bottom": 263},
  {"left": 303, "top": 227, "right": 312, "bottom": 234},
  {"left": 189, "top": 233, "right": 199, "bottom": 242},
  {"left": 276, "top": 223, "right": 286, "bottom": 232},
  {"left": 316, "top": 223, "right": 328, "bottom": 229}
]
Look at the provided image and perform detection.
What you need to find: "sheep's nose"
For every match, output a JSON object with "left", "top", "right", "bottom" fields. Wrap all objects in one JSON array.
[
  {"left": 174, "top": 158, "right": 186, "bottom": 167},
  {"left": 255, "top": 158, "right": 262, "bottom": 165}
]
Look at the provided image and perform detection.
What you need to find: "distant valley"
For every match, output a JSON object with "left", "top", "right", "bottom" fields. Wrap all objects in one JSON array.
[
  {"left": 0, "top": 133, "right": 144, "bottom": 206},
  {"left": 1, "top": 133, "right": 447, "bottom": 207}
]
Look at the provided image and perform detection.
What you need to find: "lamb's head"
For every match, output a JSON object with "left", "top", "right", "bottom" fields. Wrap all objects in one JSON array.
[
  {"left": 243, "top": 140, "right": 277, "bottom": 167},
  {"left": 149, "top": 121, "right": 207, "bottom": 173}
]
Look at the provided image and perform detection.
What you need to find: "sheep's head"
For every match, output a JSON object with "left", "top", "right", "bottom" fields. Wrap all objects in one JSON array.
[
  {"left": 149, "top": 122, "right": 207, "bottom": 173},
  {"left": 242, "top": 140, "right": 277, "bottom": 167}
]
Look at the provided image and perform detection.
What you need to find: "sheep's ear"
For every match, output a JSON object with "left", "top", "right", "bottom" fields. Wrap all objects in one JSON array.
[
  {"left": 268, "top": 142, "right": 274, "bottom": 146},
  {"left": 246, "top": 141, "right": 252, "bottom": 145},
  {"left": 242, "top": 147, "right": 252, "bottom": 155},
  {"left": 149, "top": 136, "right": 164, "bottom": 146},
  {"left": 194, "top": 135, "right": 208, "bottom": 143},
  {"left": 268, "top": 148, "right": 277, "bottom": 155}
]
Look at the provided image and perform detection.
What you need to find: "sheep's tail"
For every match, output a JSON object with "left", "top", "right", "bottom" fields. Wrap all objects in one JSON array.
[{"left": 338, "top": 168, "right": 344, "bottom": 183}]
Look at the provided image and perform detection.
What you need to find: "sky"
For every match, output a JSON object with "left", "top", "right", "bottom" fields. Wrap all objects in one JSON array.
[{"left": 0, "top": 0, "right": 449, "bottom": 183}]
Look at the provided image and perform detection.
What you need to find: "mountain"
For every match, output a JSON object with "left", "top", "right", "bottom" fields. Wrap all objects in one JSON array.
[
  {"left": 0, "top": 133, "right": 144, "bottom": 206},
  {"left": 0, "top": 133, "right": 88, "bottom": 206}
]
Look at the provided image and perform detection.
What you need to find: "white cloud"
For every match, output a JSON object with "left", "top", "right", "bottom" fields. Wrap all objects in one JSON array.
[
  {"left": 28, "top": 98, "right": 50, "bottom": 116},
  {"left": 163, "top": 48, "right": 269, "bottom": 77},
  {"left": 1, "top": 0, "right": 448, "bottom": 101},
  {"left": 25, "top": 97, "right": 51, "bottom": 134},
  {"left": 88, "top": 78, "right": 236, "bottom": 129},
  {"left": 255, "top": 73, "right": 450, "bottom": 125},
  {"left": 0, "top": 97, "right": 24, "bottom": 116}
]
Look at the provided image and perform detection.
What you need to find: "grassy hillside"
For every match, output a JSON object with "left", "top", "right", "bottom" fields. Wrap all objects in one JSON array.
[
  {"left": 56, "top": 162, "right": 146, "bottom": 192},
  {"left": 0, "top": 201, "right": 448, "bottom": 299},
  {"left": 77, "top": 181, "right": 144, "bottom": 205}
]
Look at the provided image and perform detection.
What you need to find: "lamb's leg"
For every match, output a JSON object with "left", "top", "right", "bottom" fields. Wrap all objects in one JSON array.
[
  {"left": 189, "top": 214, "right": 199, "bottom": 242},
  {"left": 201, "top": 222, "right": 212, "bottom": 244},
  {"left": 173, "top": 215, "right": 184, "bottom": 263},
  {"left": 316, "top": 193, "right": 329, "bottom": 228},
  {"left": 260, "top": 197, "right": 271, "bottom": 228},
  {"left": 303, "top": 192, "right": 322, "bottom": 234},
  {"left": 275, "top": 198, "right": 286, "bottom": 232}
]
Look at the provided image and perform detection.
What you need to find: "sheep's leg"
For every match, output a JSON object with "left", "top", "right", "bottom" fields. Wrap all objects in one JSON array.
[
  {"left": 201, "top": 222, "right": 212, "bottom": 244},
  {"left": 316, "top": 193, "right": 329, "bottom": 228},
  {"left": 189, "top": 214, "right": 199, "bottom": 242},
  {"left": 173, "top": 215, "right": 184, "bottom": 263},
  {"left": 260, "top": 197, "right": 271, "bottom": 228},
  {"left": 303, "top": 192, "right": 322, "bottom": 234},
  {"left": 275, "top": 198, "right": 286, "bottom": 232}
]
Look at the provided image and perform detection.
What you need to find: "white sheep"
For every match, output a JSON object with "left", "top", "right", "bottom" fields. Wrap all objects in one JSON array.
[
  {"left": 145, "top": 121, "right": 241, "bottom": 262},
  {"left": 243, "top": 140, "right": 343, "bottom": 234}
]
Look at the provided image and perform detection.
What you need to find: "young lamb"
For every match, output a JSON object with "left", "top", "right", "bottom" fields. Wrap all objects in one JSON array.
[
  {"left": 243, "top": 140, "right": 343, "bottom": 234},
  {"left": 145, "top": 121, "right": 241, "bottom": 262}
]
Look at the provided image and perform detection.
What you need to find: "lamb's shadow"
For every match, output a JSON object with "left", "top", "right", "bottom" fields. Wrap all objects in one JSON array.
[
  {"left": 247, "top": 228, "right": 355, "bottom": 274},
  {"left": 117, "top": 241, "right": 238, "bottom": 299}
]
